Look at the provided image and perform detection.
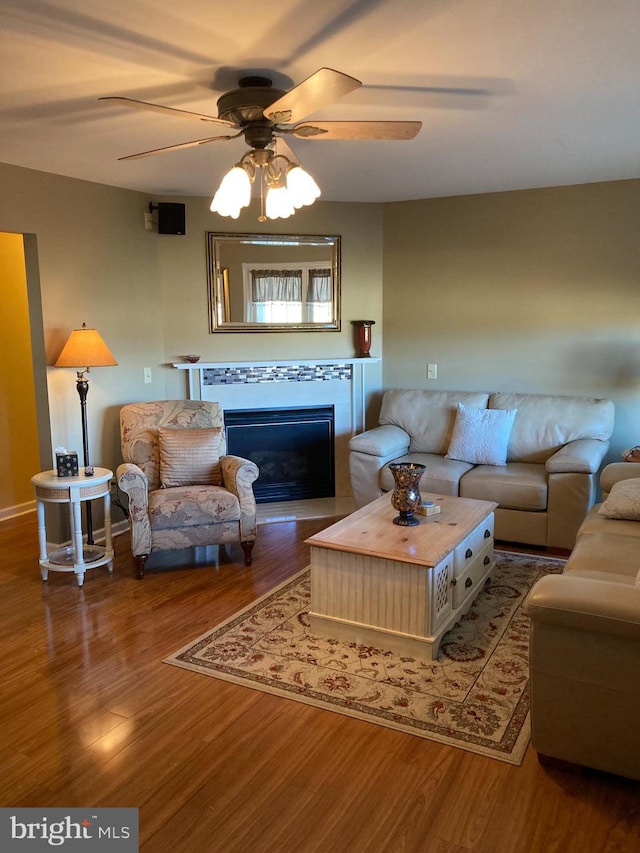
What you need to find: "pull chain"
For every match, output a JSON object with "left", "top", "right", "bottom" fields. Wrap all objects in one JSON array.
[{"left": 258, "top": 170, "right": 266, "bottom": 222}]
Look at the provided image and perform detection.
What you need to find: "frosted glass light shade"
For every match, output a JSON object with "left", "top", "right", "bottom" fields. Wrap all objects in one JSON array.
[
  {"left": 287, "top": 165, "right": 321, "bottom": 208},
  {"left": 210, "top": 153, "right": 321, "bottom": 221},
  {"left": 210, "top": 166, "right": 252, "bottom": 218},
  {"left": 265, "top": 185, "right": 295, "bottom": 220},
  {"left": 54, "top": 323, "right": 117, "bottom": 368}
]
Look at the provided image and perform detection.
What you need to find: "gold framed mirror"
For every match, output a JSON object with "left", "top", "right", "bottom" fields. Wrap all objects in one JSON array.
[{"left": 207, "top": 232, "right": 341, "bottom": 332}]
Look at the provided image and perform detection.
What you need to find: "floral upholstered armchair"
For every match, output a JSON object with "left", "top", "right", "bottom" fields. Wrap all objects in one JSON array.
[{"left": 116, "top": 400, "right": 259, "bottom": 578}]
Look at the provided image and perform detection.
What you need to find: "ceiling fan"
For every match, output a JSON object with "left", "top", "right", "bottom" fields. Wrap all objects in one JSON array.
[
  {"left": 100, "top": 67, "right": 422, "bottom": 220},
  {"left": 99, "top": 67, "right": 422, "bottom": 160}
]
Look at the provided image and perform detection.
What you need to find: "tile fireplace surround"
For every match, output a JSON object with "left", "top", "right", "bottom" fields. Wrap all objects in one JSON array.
[{"left": 173, "top": 358, "right": 380, "bottom": 500}]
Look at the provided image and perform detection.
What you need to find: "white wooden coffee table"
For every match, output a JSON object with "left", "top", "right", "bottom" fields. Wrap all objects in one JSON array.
[{"left": 306, "top": 492, "right": 498, "bottom": 660}]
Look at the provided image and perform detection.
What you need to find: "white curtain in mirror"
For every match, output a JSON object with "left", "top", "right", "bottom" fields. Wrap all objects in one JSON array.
[
  {"left": 307, "top": 269, "right": 332, "bottom": 323},
  {"left": 245, "top": 265, "right": 332, "bottom": 323}
]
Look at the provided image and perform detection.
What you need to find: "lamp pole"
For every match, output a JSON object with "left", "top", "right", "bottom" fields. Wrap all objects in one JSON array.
[
  {"left": 75, "top": 372, "right": 94, "bottom": 544},
  {"left": 54, "top": 323, "right": 118, "bottom": 555}
]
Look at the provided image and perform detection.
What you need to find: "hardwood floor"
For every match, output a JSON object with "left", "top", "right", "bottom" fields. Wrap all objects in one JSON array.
[{"left": 1, "top": 512, "right": 638, "bottom": 852}]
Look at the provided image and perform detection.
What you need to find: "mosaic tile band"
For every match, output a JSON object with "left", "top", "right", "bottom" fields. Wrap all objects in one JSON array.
[{"left": 203, "top": 363, "right": 353, "bottom": 385}]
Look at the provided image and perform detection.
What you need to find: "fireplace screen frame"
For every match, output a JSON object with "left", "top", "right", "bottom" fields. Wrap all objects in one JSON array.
[{"left": 224, "top": 405, "right": 335, "bottom": 503}]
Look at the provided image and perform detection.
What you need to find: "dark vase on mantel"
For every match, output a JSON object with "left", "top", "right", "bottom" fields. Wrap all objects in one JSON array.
[
  {"left": 389, "top": 462, "right": 426, "bottom": 527},
  {"left": 351, "top": 320, "right": 375, "bottom": 358}
]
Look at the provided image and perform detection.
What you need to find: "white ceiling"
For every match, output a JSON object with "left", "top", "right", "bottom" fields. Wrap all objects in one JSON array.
[{"left": 1, "top": 0, "right": 639, "bottom": 203}]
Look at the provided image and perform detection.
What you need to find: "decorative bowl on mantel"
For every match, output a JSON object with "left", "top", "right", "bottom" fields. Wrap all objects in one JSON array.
[{"left": 184, "top": 355, "right": 201, "bottom": 363}]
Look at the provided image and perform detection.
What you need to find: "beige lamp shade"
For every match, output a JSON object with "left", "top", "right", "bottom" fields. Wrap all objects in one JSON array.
[{"left": 55, "top": 323, "right": 118, "bottom": 368}]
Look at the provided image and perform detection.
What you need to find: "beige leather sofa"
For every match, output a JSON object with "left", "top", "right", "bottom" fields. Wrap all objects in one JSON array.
[
  {"left": 349, "top": 390, "right": 614, "bottom": 550},
  {"left": 528, "top": 463, "right": 640, "bottom": 779}
]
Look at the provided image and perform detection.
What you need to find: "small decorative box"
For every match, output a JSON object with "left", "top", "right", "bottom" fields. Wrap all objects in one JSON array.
[
  {"left": 56, "top": 451, "right": 79, "bottom": 477},
  {"left": 416, "top": 500, "right": 441, "bottom": 517}
]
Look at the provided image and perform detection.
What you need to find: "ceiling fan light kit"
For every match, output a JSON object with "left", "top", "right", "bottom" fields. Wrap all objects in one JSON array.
[
  {"left": 210, "top": 149, "right": 320, "bottom": 221},
  {"left": 286, "top": 164, "right": 322, "bottom": 207},
  {"left": 210, "top": 164, "right": 252, "bottom": 219},
  {"left": 103, "top": 67, "right": 421, "bottom": 223}
]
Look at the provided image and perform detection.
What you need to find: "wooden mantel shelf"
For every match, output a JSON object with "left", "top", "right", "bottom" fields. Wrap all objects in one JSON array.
[{"left": 172, "top": 357, "right": 380, "bottom": 369}]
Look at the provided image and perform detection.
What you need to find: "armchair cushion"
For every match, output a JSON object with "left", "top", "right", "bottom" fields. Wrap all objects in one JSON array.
[
  {"left": 598, "top": 478, "right": 640, "bottom": 520},
  {"left": 158, "top": 426, "right": 223, "bottom": 487},
  {"left": 446, "top": 404, "right": 516, "bottom": 466},
  {"left": 149, "top": 485, "right": 240, "bottom": 530}
]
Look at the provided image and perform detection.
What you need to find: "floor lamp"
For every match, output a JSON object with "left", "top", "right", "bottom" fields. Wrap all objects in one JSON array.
[{"left": 55, "top": 323, "right": 117, "bottom": 553}]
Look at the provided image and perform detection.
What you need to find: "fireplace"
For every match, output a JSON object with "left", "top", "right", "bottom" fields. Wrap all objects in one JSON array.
[{"left": 225, "top": 406, "right": 335, "bottom": 503}]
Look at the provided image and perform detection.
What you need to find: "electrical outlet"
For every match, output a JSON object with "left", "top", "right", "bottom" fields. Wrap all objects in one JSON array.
[
  {"left": 144, "top": 367, "right": 152, "bottom": 384},
  {"left": 427, "top": 363, "right": 438, "bottom": 380}
]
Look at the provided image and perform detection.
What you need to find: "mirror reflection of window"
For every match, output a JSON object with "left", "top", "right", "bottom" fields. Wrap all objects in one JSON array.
[
  {"left": 244, "top": 265, "right": 332, "bottom": 324},
  {"left": 308, "top": 269, "right": 332, "bottom": 323}
]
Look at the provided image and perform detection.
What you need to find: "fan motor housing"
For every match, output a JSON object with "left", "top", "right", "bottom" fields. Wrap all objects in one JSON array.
[{"left": 217, "top": 77, "right": 285, "bottom": 125}]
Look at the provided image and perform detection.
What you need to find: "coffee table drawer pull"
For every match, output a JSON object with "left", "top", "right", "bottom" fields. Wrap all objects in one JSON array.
[
  {"left": 484, "top": 555, "right": 491, "bottom": 566},
  {"left": 465, "top": 577, "right": 473, "bottom": 589},
  {"left": 484, "top": 529, "right": 491, "bottom": 539},
  {"left": 465, "top": 547, "right": 473, "bottom": 559}
]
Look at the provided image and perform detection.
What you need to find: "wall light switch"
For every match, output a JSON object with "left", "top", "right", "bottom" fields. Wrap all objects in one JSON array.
[
  {"left": 144, "top": 212, "right": 154, "bottom": 231},
  {"left": 427, "top": 363, "right": 438, "bottom": 380},
  {"left": 144, "top": 367, "right": 152, "bottom": 384}
]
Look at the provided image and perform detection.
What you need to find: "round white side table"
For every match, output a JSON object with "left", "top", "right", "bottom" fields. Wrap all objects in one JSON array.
[{"left": 31, "top": 467, "right": 114, "bottom": 587}]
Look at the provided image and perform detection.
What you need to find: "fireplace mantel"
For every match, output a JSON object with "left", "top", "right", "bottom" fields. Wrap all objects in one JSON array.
[
  {"left": 173, "top": 358, "right": 378, "bottom": 369},
  {"left": 173, "top": 357, "right": 380, "bottom": 436}
]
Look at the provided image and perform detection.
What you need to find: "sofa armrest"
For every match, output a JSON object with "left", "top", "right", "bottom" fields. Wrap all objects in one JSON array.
[
  {"left": 220, "top": 455, "right": 259, "bottom": 540},
  {"left": 527, "top": 574, "right": 640, "bottom": 641},
  {"left": 349, "top": 424, "right": 410, "bottom": 459},
  {"left": 116, "top": 463, "right": 151, "bottom": 556},
  {"left": 220, "top": 455, "right": 259, "bottom": 504},
  {"left": 117, "top": 462, "right": 148, "bottom": 507},
  {"left": 528, "top": 572, "right": 640, "bottom": 779},
  {"left": 600, "top": 462, "right": 640, "bottom": 495},
  {"left": 545, "top": 438, "right": 609, "bottom": 475}
]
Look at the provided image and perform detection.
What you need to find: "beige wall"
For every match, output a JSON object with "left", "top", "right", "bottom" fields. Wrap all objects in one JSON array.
[
  {"left": 0, "top": 233, "right": 40, "bottom": 514},
  {"left": 157, "top": 196, "right": 384, "bottom": 401},
  {"left": 0, "top": 162, "right": 162, "bottom": 514},
  {"left": 2, "top": 156, "right": 639, "bottom": 515},
  {"left": 383, "top": 180, "right": 640, "bottom": 460},
  {"left": 0, "top": 163, "right": 383, "bottom": 514}
]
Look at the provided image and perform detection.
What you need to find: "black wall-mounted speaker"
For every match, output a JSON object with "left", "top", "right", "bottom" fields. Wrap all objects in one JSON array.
[{"left": 157, "top": 202, "right": 186, "bottom": 235}]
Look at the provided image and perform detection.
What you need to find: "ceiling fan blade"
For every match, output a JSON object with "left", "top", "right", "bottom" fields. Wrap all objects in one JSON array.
[
  {"left": 265, "top": 67, "right": 361, "bottom": 124},
  {"left": 99, "top": 96, "right": 237, "bottom": 127},
  {"left": 117, "top": 132, "right": 242, "bottom": 161},
  {"left": 292, "top": 121, "right": 422, "bottom": 140}
]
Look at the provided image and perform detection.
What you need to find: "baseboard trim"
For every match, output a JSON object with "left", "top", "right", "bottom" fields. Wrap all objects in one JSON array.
[
  {"left": 43, "top": 518, "right": 130, "bottom": 553},
  {"left": 0, "top": 501, "right": 36, "bottom": 522}
]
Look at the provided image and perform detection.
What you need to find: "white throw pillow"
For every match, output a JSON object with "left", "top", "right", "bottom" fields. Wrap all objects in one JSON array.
[
  {"left": 598, "top": 478, "right": 640, "bottom": 520},
  {"left": 446, "top": 404, "right": 517, "bottom": 466}
]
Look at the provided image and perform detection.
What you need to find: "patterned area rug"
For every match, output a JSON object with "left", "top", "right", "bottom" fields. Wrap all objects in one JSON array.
[{"left": 165, "top": 550, "right": 564, "bottom": 765}]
